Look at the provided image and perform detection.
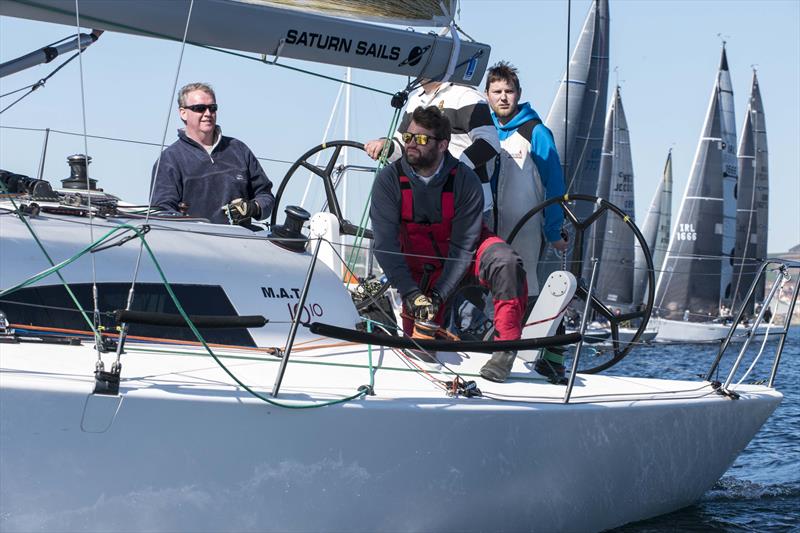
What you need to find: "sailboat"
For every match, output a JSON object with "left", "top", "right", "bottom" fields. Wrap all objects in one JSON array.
[
  {"left": 540, "top": 0, "right": 609, "bottom": 285},
  {"left": 653, "top": 45, "right": 740, "bottom": 343},
  {"left": 731, "top": 70, "right": 769, "bottom": 318},
  {"left": 588, "top": 86, "right": 658, "bottom": 345},
  {"left": 634, "top": 150, "right": 673, "bottom": 308},
  {"left": 0, "top": 3, "right": 795, "bottom": 532}
]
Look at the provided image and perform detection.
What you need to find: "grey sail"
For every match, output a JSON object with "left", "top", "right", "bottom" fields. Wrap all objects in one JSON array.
[
  {"left": 654, "top": 46, "right": 737, "bottom": 321},
  {"left": 731, "top": 71, "right": 769, "bottom": 316},
  {"left": 540, "top": 0, "right": 609, "bottom": 284},
  {"left": 717, "top": 46, "right": 739, "bottom": 310},
  {"left": 593, "top": 87, "right": 635, "bottom": 311},
  {"left": 633, "top": 150, "right": 673, "bottom": 306}
]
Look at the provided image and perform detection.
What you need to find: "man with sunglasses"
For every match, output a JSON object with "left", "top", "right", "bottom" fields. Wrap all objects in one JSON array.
[
  {"left": 370, "top": 106, "right": 527, "bottom": 383},
  {"left": 151, "top": 82, "right": 274, "bottom": 225},
  {"left": 364, "top": 80, "right": 500, "bottom": 213}
]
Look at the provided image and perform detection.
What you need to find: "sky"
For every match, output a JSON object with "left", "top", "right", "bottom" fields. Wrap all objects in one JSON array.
[{"left": 1, "top": 0, "right": 798, "bottom": 254}]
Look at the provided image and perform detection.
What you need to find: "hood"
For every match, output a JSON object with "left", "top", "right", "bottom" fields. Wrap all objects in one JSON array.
[{"left": 491, "top": 102, "right": 540, "bottom": 140}]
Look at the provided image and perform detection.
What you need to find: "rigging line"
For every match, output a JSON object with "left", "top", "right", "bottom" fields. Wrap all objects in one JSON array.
[
  {"left": 0, "top": 50, "right": 82, "bottom": 114},
  {"left": 120, "top": 0, "right": 197, "bottom": 365},
  {"left": 563, "top": 0, "right": 571, "bottom": 187},
  {"left": 0, "top": 125, "right": 296, "bottom": 164},
  {"left": 344, "top": 105, "right": 403, "bottom": 274},
  {"left": 200, "top": 44, "right": 394, "bottom": 96},
  {"left": 73, "top": 0, "right": 103, "bottom": 362},
  {"left": 300, "top": 79, "right": 346, "bottom": 208},
  {"left": 0, "top": 181, "right": 100, "bottom": 336}
]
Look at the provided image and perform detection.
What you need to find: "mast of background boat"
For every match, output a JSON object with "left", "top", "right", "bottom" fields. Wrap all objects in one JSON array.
[
  {"left": 653, "top": 45, "right": 733, "bottom": 321},
  {"left": 585, "top": 84, "right": 615, "bottom": 287},
  {"left": 633, "top": 149, "right": 673, "bottom": 306},
  {"left": 541, "top": 0, "right": 609, "bottom": 286},
  {"left": 731, "top": 69, "right": 769, "bottom": 317},
  {"left": 594, "top": 85, "right": 636, "bottom": 313}
]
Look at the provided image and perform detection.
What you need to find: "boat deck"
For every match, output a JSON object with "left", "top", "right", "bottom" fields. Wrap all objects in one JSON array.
[{"left": 0, "top": 337, "right": 766, "bottom": 408}]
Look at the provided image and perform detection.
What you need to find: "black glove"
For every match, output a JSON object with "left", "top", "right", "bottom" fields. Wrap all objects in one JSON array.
[
  {"left": 223, "top": 198, "right": 261, "bottom": 225},
  {"left": 404, "top": 289, "right": 441, "bottom": 321}
]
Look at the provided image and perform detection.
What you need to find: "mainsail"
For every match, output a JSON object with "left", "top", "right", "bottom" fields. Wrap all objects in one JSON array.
[
  {"left": 592, "top": 86, "right": 636, "bottom": 311},
  {"left": 541, "top": 0, "right": 609, "bottom": 284},
  {"left": 0, "top": 0, "right": 490, "bottom": 85},
  {"left": 654, "top": 46, "right": 738, "bottom": 321},
  {"left": 633, "top": 150, "right": 673, "bottom": 306},
  {"left": 731, "top": 70, "right": 769, "bottom": 316}
]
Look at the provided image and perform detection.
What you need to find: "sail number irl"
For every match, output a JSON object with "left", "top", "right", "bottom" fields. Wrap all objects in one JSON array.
[{"left": 676, "top": 223, "right": 697, "bottom": 241}]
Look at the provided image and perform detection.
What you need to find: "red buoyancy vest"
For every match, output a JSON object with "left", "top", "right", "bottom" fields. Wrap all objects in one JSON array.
[{"left": 398, "top": 168, "right": 456, "bottom": 291}]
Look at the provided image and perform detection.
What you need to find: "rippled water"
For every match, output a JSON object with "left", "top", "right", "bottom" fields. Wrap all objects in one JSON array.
[{"left": 607, "top": 326, "right": 800, "bottom": 532}]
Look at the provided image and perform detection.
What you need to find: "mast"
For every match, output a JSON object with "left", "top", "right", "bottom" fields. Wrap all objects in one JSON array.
[
  {"left": 732, "top": 70, "right": 769, "bottom": 316},
  {"left": 633, "top": 150, "right": 673, "bottom": 306},
  {"left": 593, "top": 86, "right": 635, "bottom": 311},
  {"left": 654, "top": 46, "right": 735, "bottom": 321}
]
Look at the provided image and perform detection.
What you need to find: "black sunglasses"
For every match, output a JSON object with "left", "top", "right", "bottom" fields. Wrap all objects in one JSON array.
[
  {"left": 182, "top": 103, "right": 218, "bottom": 113},
  {"left": 401, "top": 132, "right": 440, "bottom": 145}
]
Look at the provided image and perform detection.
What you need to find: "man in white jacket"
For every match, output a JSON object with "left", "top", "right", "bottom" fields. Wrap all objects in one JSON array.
[{"left": 486, "top": 62, "right": 570, "bottom": 384}]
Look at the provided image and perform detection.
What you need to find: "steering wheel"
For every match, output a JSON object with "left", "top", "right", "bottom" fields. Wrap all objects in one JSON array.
[
  {"left": 272, "top": 140, "right": 399, "bottom": 318},
  {"left": 271, "top": 140, "right": 376, "bottom": 239},
  {"left": 506, "top": 193, "right": 656, "bottom": 374}
]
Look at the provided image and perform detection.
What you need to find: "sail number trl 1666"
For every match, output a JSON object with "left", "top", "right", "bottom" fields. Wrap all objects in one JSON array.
[{"left": 676, "top": 223, "right": 697, "bottom": 241}]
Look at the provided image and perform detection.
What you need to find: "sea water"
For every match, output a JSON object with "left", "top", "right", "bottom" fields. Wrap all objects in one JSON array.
[{"left": 608, "top": 326, "right": 799, "bottom": 532}]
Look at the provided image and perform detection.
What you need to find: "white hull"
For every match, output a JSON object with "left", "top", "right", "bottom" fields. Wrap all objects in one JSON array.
[
  {"left": 654, "top": 318, "right": 732, "bottom": 343},
  {"left": 0, "top": 341, "right": 781, "bottom": 533},
  {"left": 609, "top": 327, "right": 658, "bottom": 345},
  {"left": 0, "top": 206, "right": 786, "bottom": 532},
  {"left": 653, "top": 318, "right": 775, "bottom": 344}
]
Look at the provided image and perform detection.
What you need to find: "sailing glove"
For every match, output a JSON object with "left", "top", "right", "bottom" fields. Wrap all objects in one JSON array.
[
  {"left": 223, "top": 198, "right": 261, "bottom": 225},
  {"left": 404, "top": 289, "right": 443, "bottom": 321}
]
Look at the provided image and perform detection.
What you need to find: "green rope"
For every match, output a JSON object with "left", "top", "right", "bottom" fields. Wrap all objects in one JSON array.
[
  {"left": 343, "top": 105, "right": 403, "bottom": 275},
  {"left": 0, "top": 182, "right": 100, "bottom": 338},
  {"left": 2, "top": 218, "right": 370, "bottom": 409}
]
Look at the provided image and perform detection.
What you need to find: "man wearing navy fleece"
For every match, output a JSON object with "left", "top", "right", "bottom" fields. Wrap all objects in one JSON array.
[
  {"left": 151, "top": 82, "right": 274, "bottom": 225},
  {"left": 486, "top": 62, "right": 570, "bottom": 384}
]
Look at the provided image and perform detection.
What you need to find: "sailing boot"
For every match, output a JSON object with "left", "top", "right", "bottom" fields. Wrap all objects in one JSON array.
[
  {"left": 479, "top": 350, "right": 517, "bottom": 383},
  {"left": 534, "top": 347, "right": 568, "bottom": 385}
]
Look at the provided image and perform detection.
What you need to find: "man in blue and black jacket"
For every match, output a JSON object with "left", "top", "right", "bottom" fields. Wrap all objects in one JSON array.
[{"left": 151, "top": 82, "right": 274, "bottom": 225}]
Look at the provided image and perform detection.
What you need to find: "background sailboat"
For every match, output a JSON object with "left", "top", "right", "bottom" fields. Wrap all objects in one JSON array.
[
  {"left": 633, "top": 150, "right": 673, "bottom": 307},
  {"left": 731, "top": 70, "right": 769, "bottom": 318},
  {"left": 654, "top": 45, "right": 739, "bottom": 342},
  {"left": 540, "top": 0, "right": 609, "bottom": 285},
  {"left": 592, "top": 86, "right": 636, "bottom": 312}
]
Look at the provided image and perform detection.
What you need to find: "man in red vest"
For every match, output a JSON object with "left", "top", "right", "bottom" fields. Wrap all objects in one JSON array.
[{"left": 370, "top": 106, "right": 527, "bottom": 383}]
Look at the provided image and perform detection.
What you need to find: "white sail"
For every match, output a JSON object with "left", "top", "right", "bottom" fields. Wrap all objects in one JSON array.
[
  {"left": 633, "top": 150, "right": 673, "bottom": 306},
  {"left": 0, "top": 0, "right": 490, "bottom": 84},
  {"left": 717, "top": 46, "right": 738, "bottom": 310}
]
